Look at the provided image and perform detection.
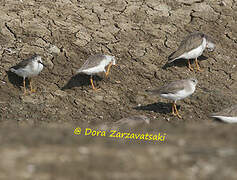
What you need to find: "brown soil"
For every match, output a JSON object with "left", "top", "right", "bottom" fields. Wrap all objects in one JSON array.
[{"left": 0, "top": 0, "right": 237, "bottom": 179}]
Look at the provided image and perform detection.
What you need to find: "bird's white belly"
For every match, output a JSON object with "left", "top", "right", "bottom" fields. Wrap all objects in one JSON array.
[
  {"left": 82, "top": 64, "right": 106, "bottom": 75},
  {"left": 160, "top": 89, "right": 194, "bottom": 101},
  {"left": 82, "top": 60, "right": 109, "bottom": 75},
  {"left": 212, "top": 116, "right": 237, "bottom": 123},
  {"left": 179, "top": 45, "right": 204, "bottom": 60},
  {"left": 13, "top": 63, "right": 43, "bottom": 78}
]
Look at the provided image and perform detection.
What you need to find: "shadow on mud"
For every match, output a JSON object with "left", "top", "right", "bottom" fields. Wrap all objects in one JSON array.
[
  {"left": 61, "top": 74, "right": 103, "bottom": 90},
  {"left": 6, "top": 70, "right": 29, "bottom": 90},
  {"left": 134, "top": 102, "right": 180, "bottom": 114}
]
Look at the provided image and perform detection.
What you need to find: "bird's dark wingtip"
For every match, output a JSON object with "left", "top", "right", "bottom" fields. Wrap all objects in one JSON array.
[
  {"left": 145, "top": 89, "right": 159, "bottom": 95},
  {"left": 167, "top": 57, "right": 174, "bottom": 64},
  {"left": 167, "top": 51, "right": 176, "bottom": 63},
  {"left": 145, "top": 89, "right": 152, "bottom": 94}
]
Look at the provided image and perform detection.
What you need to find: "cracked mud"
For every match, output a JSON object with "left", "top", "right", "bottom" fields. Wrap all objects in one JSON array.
[{"left": 0, "top": 0, "right": 237, "bottom": 179}]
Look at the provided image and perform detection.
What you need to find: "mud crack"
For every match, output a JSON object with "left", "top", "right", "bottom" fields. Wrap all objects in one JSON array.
[{"left": 5, "top": 23, "right": 17, "bottom": 40}]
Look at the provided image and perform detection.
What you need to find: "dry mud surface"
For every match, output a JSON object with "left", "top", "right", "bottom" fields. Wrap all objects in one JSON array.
[{"left": 0, "top": 0, "right": 237, "bottom": 179}]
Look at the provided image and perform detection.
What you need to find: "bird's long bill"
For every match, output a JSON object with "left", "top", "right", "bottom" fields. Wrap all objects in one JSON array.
[
  {"left": 114, "top": 65, "right": 126, "bottom": 75},
  {"left": 207, "top": 48, "right": 215, "bottom": 52},
  {"left": 40, "top": 62, "right": 47, "bottom": 67}
]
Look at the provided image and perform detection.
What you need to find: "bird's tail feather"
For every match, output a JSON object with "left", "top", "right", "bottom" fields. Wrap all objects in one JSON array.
[
  {"left": 10, "top": 68, "right": 17, "bottom": 73},
  {"left": 145, "top": 89, "right": 160, "bottom": 95},
  {"left": 76, "top": 69, "right": 82, "bottom": 73}
]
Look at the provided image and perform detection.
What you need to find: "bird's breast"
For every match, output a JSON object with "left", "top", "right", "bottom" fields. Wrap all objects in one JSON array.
[{"left": 30, "top": 62, "right": 43, "bottom": 76}]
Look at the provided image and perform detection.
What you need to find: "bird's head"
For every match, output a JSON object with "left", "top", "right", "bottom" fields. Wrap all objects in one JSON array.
[
  {"left": 34, "top": 54, "right": 46, "bottom": 67},
  {"left": 190, "top": 78, "right": 198, "bottom": 86},
  {"left": 206, "top": 36, "right": 215, "bottom": 52},
  {"left": 111, "top": 56, "right": 116, "bottom": 65}
]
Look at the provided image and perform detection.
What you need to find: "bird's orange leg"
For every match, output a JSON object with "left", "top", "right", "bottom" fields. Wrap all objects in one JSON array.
[
  {"left": 188, "top": 59, "right": 194, "bottom": 71},
  {"left": 195, "top": 58, "right": 203, "bottom": 72},
  {"left": 23, "top": 78, "right": 27, "bottom": 95},
  {"left": 174, "top": 103, "right": 182, "bottom": 119},
  {"left": 90, "top": 76, "right": 97, "bottom": 90},
  {"left": 172, "top": 102, "right": 176, "bottom": 116},
  {"left": 29, "top": 79, "right": 36, "bottom": 93},
  {"left": 105, "top": 62, "right": 113, "bottom": 77}
]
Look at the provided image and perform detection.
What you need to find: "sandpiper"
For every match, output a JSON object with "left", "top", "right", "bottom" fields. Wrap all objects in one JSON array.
[
  {"left": 210, "top": 104, "right": 237, "bottom": 123},
  {"left": 146, "top": 78, "right": 198, "bottom": 118},
  {"left": 76, "top": 54, "right": 116, "bottom": 90},
  {"left": 168, "top": 32, "right": 215, "bottom": 71},
  {"left": 10, "top": 54, "right": 45, "bottom": 94}
]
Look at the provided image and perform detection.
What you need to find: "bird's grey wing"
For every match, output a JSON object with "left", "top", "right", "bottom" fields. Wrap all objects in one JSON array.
[
  {"left": 159, "top": 81, "right": 185, "bottom": 94},
  {"left": 113, "top": 117, "right": 141, "bottom": 127},
  {"left": 146, "top": 81, "right": 185, "bottom": 95},
  {"left": 79, "top": 54, "right": 106, "bottom": 71},
  {"left": 211, "top": 105, "right": 237, "bottom": 117},
  {"left": 168, "top": 32, "right": 204, "bottom": 62},
  {"left": 113, "top": 118, "right": 129, "bottom": 125},
  {"left": 11, "top": 58, "right": 32, "bottom": 70}
]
